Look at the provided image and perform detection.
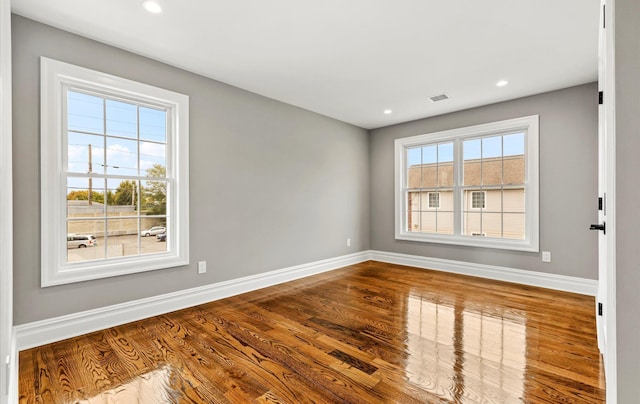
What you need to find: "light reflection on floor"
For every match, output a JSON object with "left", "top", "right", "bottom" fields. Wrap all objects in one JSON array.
[
  {"left": 406, "top": 294, "right": 526, "bottom": 403},
  {"left": 71, "top": 365, "right": 175, "bottom": 404}
]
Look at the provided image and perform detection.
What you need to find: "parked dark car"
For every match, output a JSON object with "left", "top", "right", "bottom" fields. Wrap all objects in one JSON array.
[{"left": 157, "top": 232, "right": 166, "bottom": 242}]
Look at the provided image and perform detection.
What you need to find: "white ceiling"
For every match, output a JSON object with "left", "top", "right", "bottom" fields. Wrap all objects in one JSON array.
[{"left": 11, "top": 0, "right": 600, "bottom": 129}]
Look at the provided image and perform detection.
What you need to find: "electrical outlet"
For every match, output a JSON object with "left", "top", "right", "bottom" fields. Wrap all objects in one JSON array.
[
  {"left": 541, "top": 251, "right": 551, "bottom": 263},
  {"left": 346, "top": 238, "right": 351, "bottom": 247},
  {"left": 198, "top": 261, "right": 207, "bottom": 274}
]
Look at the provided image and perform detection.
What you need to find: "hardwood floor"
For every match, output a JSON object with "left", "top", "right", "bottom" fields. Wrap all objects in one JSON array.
[{"left": 19, "top": 261, "right": 605, "bottom": 403}]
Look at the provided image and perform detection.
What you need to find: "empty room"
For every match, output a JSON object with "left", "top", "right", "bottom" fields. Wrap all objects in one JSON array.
[{"left": 1, "top": 0, "right": 639, "bottom": 403}]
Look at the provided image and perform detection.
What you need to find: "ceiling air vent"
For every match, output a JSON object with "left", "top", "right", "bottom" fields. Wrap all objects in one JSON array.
[{"left": 429, "top": 93, "right": 449, "bottom": 102}]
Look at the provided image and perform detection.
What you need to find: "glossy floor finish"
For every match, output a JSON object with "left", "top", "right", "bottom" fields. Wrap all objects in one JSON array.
[{"left": 19, "top": 261, "right": 605, "bottom": 403}]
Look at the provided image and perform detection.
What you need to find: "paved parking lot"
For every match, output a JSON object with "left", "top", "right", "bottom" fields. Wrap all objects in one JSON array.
[{"left": 67, "top": 234, "right": 167, "bottom": 262}]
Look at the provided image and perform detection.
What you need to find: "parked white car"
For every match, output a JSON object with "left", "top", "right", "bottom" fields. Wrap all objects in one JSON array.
[
  {"left": 67, "top": 234, "right": 98, "bottom": 248},
  {"left": 141, "top": 226, "right": 166, "bottom": 237}
]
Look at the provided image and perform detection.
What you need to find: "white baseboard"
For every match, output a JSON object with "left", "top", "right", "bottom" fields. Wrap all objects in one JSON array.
[
  {"left": 15, "top": 249, "right": 598, "bottom": 351},
  {"left": 14, "top": 251, "right": 370, "bottom": 351},
  {"left": 369, "top": 250, "right": 598, "bottom": 296}
]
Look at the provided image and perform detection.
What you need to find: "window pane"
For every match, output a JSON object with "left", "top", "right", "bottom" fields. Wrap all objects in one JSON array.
[
  {"left": 504, "top": 153, "right": 525, "bottom": 185},
  {"left": 106, "top": 178, "right": 138, "bottom": 215},
  {"left": 481, "top": 156, "right": 502, "bottom": 185},
  {"left": 106, "top": 99, "right": 137, "bottom": 138},
  {"left": 481, "top": 136, "right": 502, "bottom": 185},
  {"left": 407, "top": 147, "right": 422, "bottom": 188},
  {"left": 482, "top": 136, "right": 502, "bottom": 158},
  {"left": 141, "top": 219, "right": 166, "bottom": 237},
  {"left": 407, "top": 191, "right": 420, "bottom": 231},
  {"left": 408, "top": 210, "right": 420, "bottom": 232},
  {"left": 482, "top": 213, "right": 502, "bottom": 238},
  {"left": 141, "top": 222, "right": 168, "bottom": 254},
  {"left": 463, "top": 138, "right": 481, "bottom": 160},
  {"left": 106, "top": 137, "right": 138, "bottom": 176},
  {"left": 438, "top": 143, "right": 453, "bottom": 162},
  {"left": 140, "top": 107, "right": 167, "bottom": 143},
  {"left": 463, "top": 212, "right": 482, "bottom": 236},
  {"left": 421, "top": 145, "right": 437, "bottom": 188},
  {"left": 419, "top": 191, "right": 431, "bottom": 210},
  {"left": 485, "top": 189, "right": 503, "bottom": 213},
  {"left": 503, "top": 133, "right": 525, "bottom": 156},
  {"left": 436, "top": 211, "right": 454, "bottom": 235},
  {"left": 440, "top": 190, "right": 454, "bottom": 211},
  {"left": 463, "top": 139, "right": 482, "bottom": 186},
  {"left": 141, "top": 180, "right": 167, "bottom": 216},
  {"left": 408, "top": 191, "right": 421, "bottom": 213},
  {"left": 106, "top": 218, "right": 139, "bottom": 258},
  {"left": 503, "top": 188, "right": 525, "bottom": 213},
  {"left": 407, "top": 164, "right": 421, "bottom": 188},
  {"left": 67, "top": 220, "right": 105, "bottom": 262},
  {"left": 420, "top": 212, "right": 436, "bottom": 233},
  {"left": 438, "top": 161, "right": 453, "bottom": 187},
  {"left": 422, "top": 145, "right": 437, "bottom": 164},
  {"left": 503, "top": 213, "right": 525, "bottom": 239},
  {"left": 67, "top": 91, "right": 104, "bottom": 134},
  {"left": 407, "top": 147, "right": 422, "bottom": 165},
  {"left": 67, "top": 178, "right": 105, "bottom": 217},
  {"left": 140, "top": 143, "right": 166, "bottom": 178},
  {"left": 67, "top": 132, "right": 105, "bottom": 174},
  {"left": 421, "top": 164, "right": 437, "bottom": 188}
]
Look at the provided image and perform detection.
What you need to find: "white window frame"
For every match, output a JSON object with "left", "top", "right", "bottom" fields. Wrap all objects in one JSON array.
[
  {"left": 395, "top": 115, "right": 539, "bottom": 252},
  {"left": 427, "top": 192, "right": 440, "bottom": 209},
  {"left": 41, "top": 57, "right": 189, "bottom": 287},
  {"left": 470, "top": 191, "right": 486, "bottom": 209}
]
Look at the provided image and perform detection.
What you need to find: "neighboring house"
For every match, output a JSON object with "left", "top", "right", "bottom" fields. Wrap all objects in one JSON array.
[{"left": 407, "top": 155, "right": 525, "bottom": 238}]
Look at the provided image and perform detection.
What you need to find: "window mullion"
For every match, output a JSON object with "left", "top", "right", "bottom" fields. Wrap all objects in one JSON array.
[
  {"left": 453, "top": 138, "right": 462, "bottom": 236},
  {"left": 101, "top": 96, "right": 108, "bottom": 256}
]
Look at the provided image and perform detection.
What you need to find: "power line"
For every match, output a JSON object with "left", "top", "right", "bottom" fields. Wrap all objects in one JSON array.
[{"left": 68, "top": 144, "right": 166, "bottom": 159}]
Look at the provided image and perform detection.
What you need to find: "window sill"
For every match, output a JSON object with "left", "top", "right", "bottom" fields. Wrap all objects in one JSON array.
[
  {"left": 42, "top": 253, "right": 189, "bottom": 287},
  {"left": 395, "top": 232, "right": 539, "bottom": 252}
]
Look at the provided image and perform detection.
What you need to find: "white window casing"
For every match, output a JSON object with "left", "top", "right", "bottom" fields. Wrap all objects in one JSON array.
[{"left": 41, "top": 57, "right": 189, "bottom": 286}]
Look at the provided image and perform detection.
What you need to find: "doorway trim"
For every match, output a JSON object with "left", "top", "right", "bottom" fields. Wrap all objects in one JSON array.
[
  {"left": 0, "top": 0, "right": 14, "bottom": 402},
  {"left": 600, "top": 0, "right": 618, "bottom": 402}
]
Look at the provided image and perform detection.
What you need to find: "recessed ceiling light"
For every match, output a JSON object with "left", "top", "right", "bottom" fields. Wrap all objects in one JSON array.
[
  {"left": 496, "top": 80, "right": 509, "bottom": 87},
  {"left": 384, "top": 109, "right": 392, "bottom": 115},
  {"left": 142, "top": 0, "right": 162, "bottom": 13}
]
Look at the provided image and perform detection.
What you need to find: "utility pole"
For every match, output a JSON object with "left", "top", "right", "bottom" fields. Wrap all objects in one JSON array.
[{"left": 88, "top": 144, "right": 92, "bottom": 205}]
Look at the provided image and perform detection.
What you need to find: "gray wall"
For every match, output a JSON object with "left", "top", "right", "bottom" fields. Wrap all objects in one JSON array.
[
  {"left": 615, "top": 0, "right": 640, "bottom": 400},
  {"left": 12, "top": 15, "right": 370, "bottom": 324},
  {"left": 370, "top": 83, "right": 599, "bottom": 279}
]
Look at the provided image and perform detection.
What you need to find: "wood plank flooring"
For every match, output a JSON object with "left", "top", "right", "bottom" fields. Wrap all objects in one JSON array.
[{"left": 19, "top": 261, "right": 605, "bottom": 403}]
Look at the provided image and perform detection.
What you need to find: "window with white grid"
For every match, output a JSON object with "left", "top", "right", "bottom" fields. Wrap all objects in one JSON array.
[
  {"left": 395, "top": 116, "right": 539, "bottom": 252},
  {"left": 41, "top": 58, "right": 190, "bottom": 286}
]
